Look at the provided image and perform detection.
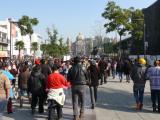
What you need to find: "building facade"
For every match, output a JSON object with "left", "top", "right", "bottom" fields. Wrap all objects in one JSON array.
[
  {"left": 70, "top": 33, "right": 94, "bottom": 57},
  {"left": 0, "top": 18, "right": 43, "bottom": 59},
  {"left": 0, "top": 26, "right": 8, "bottom": 58},
  {"left": 143, "top": 0, "right": 160, "bottom": 55}
]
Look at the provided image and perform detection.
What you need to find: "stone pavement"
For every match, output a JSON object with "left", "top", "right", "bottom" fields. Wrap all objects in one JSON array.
[{"left": 3, "top": 76, "right": 160, "bottom": 120}]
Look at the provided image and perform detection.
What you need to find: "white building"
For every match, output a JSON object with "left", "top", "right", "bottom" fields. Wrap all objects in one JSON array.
[
  {"left": 0, "top": 18, "right": 43, "bottom": 59},
  {"left": 0, "top": 26, "right": 8, "bottom": 58}
]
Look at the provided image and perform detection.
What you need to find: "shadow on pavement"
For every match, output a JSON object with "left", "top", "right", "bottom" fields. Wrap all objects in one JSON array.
[{"left": 96, "top": 87, "right": 152, "bottom": 113}]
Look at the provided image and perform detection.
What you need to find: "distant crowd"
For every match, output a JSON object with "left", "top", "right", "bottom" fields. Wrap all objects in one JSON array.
[{"left": 0, "top": 56, "right": 160, "bottom": 120}]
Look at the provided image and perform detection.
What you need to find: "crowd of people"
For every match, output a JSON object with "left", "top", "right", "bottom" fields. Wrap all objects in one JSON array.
[{"left": 0, "top": 56, "right": 160, "bottom": 120}]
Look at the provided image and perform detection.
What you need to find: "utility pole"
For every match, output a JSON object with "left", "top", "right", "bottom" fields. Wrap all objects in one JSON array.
[{"left": 8, "top": 18, "right": 12, "bottom": 60}]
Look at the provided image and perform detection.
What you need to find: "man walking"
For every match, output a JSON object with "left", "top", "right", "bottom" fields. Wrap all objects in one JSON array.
[
  {"left": 98, "top": 58, "right": 107, "bottom": 85},
  {"left": 87, "top": 60, "right": 99, "bottom": 109},
  {"left": 146, "top": 60, "right": 160, "bottom": 112},
  {"left": 67, "top": 56, "right": 88, "bottom": 120},
  {"left": 28, "top": 59, "right": 46, "bottom": 114},
  {"left": 130, "top": 58, "right": 147, "bottom": 110}
]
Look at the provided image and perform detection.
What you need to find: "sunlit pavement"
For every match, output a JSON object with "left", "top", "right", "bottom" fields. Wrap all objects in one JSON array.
[{"left": 3, "top": 76, "right": 160, "bottom": 120}]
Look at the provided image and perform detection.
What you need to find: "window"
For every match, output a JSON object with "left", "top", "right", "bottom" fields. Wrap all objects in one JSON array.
[{"left": 2, "top": 33, "right": 7, "bottom": 39}]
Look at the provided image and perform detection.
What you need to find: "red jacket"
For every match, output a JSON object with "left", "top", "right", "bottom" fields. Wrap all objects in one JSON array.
[{"left": 46, "top": 72, "right": 70, "bottom": 89}]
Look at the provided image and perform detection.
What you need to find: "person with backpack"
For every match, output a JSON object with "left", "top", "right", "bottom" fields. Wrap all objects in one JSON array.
[
  {"left": 67, "top": 56, "right": 89, "bottom": 120},
  {"left": 28, "top": 59, "right": 46, "bottom": 114},
  {"left": 130, "top": 58, "right": 147, "bottom": 110}
]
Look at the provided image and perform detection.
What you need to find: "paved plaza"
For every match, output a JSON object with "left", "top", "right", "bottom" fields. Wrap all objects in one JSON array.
[{"left": 3, "top": 77, "right": 160, "bottom": 120}]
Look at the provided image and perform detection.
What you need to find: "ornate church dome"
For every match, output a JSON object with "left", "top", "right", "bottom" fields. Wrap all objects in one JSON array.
[{"left": 76, "top": 32, "right": 84, "bottom": 41}]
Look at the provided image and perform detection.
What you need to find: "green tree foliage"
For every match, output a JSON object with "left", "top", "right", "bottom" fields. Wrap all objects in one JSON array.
[
  {"left": 102, "top": 1, "right": 144, "bottom": 55},
  {"left": 102, "top": 1, "right": 132, "bottom": 40},
  {"left": 18, "top": 15, "right": 39, "bottom": 54},
  {"left": 15, "top": 41, "right": 24, "bottom": 59},
  {"left": 131, "top": 8, "right": 144, "bottom": 41},
  {"left": 31, "top": 42, "right": 38, "bottom": 54},
  {"left": 47, "top": 26, "right": 58, "bottom": 44},
  {"left": 45, "top": 26, "right": 69, "bottom": 58},
  {"left": 18, "top": 15, "right": 39, "bottom": 36},
  {"left": 103, "top": 42, "right": 118, "bottom": 54},
  {"left": 130, "top": 8, "right": 144, "bottom": 55},
  {"left": 40, "top": 44, "right": 47, "bottom": 55}
]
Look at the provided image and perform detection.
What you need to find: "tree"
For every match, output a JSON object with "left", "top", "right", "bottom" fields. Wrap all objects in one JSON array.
[
  {"left": 15, "top": 41, "right": 24, "bottom": 59},
  {"left": 102, "top": 1, "right": 132, "bottom": 55},
  {"left": 40, "top": 44, "right": 47, "bottom": 56},
  {"left": 130, "top": 8, "right": 144, "bottom": 55},
  {"left": 47, "top": 26, "right": 58, "bottom": 44},
  {"left": 18, "top": 15, "right": 39, "bottom": 53},
  {"left": 46, "top": 26, "right": 69, "bottom": 58},
  {"left": 31, "top": 42, "right": 38, "bottom": 55}
]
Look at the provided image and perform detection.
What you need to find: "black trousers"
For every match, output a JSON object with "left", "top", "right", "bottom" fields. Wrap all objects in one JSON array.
[
  {"left": 100, "top": 71, "right": 106, "bottom": 84},
  {"left": 48, "top": 100, "right": 63, "bottom": 120},
  {"left": 151, "top": 90, "right": 160, "bottom": 109},
  {"left": 89, "top": 86, "right": 97, "bottom": 107},
  {"left": 31, "top": 92, "right": 45, "bottom": 112}
]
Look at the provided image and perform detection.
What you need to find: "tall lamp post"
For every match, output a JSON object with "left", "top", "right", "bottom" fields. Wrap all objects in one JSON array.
[{"left": 8, "top": 18, "right": 13, "bottom": 60}]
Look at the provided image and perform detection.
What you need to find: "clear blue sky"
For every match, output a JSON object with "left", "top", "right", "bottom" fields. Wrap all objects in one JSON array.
[{"left": 0, "top": 0, "right": 157, "bottom": 41}]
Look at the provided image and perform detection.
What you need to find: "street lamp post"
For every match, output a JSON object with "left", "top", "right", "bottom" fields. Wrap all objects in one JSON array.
[{"left": 8, "top": 18, "right": 13, "bottom": 60}]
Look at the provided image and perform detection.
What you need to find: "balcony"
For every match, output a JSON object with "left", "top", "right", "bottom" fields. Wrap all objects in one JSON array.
[{"left": 0, "top": 37, "right": 8, "bottom": 44}]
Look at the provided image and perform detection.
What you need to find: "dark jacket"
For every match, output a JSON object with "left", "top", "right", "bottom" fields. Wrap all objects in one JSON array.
[
  {"left": 87, "top": 64, "right": 99, "bottom": 86},
  {"left": 116, "top": 61, "right": 124, "bottom": 73},
  {"left": 130, "top": 64, "right": 147, "bottom": 85},
  {"left": 18, "top": 68, "right": 30, "bottom": 89},
  {"left": 28, "top": 65, "right": 45, "bottom": 94},
  {"left": 123, "top": 60, "right": 132, "bottom": 75},
  {"left": 67, "top": 63, "right": 88, "bottom": 85},
  {"left": 41, "top": 64, "right": 52, "bottom": 79},
  {"left": 98, "top": 60, "right": 107, "bottom": 72}
]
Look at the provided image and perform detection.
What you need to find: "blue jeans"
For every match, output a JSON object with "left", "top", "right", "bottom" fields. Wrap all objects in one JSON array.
[
  {"left": 112, "top": 69, "right": 116, "bottom": 79},
  {"left": 0, "top": 100, "right": 7, "bottom": 120},
  {"left": 133, "top": 84, "right": 145, "bottom": 104},
  {"left": 118, "top": 72, "right": 123, "bottom": 81}
]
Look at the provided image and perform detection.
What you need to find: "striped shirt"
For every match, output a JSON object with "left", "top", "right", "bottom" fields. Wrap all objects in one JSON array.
[{"left": 147, "top": 66, "right": 160, "bottom": 90}]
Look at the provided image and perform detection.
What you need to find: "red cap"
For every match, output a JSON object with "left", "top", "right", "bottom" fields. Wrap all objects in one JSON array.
[{"left": 35, "top": 59, "right": 40, "bottom": 65}]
